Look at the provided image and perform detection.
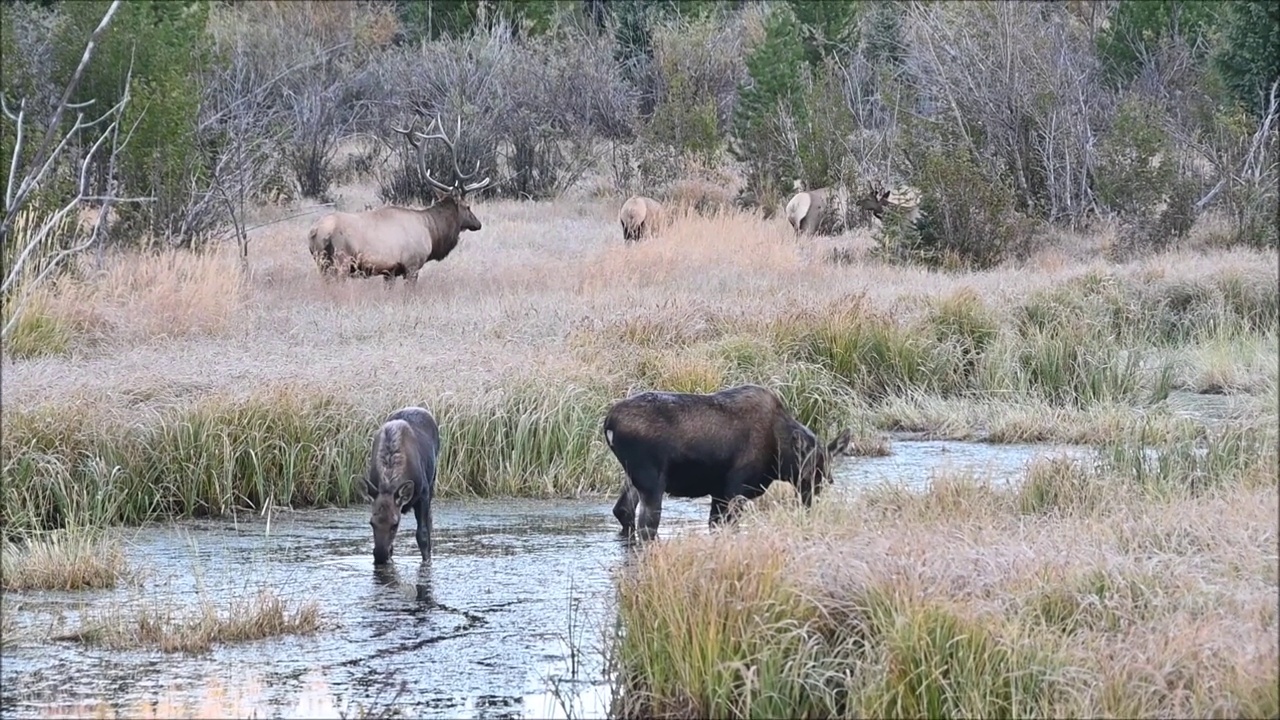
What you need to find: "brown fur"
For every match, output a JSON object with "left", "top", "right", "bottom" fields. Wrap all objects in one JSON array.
[
  {"left": 365, "top": 407, "right": 440, "bottom": 565},
  {"left": 604, "top": 384, "right": 854, "bottom": 539},
  {"left": 618, "top": 195, "right": 665, "bottom": 243},
  {"left": 308, "top": 188, "right": 482, "bottom": 284}
]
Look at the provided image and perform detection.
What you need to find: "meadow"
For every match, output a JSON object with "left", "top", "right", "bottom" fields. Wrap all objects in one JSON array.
[{"left": 1, "top": 179, "right": 1277, "bottom": 716}]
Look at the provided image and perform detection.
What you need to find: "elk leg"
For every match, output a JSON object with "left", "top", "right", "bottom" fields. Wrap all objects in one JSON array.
[{"left": 414, "top": 497, "right": 433, "bottom": 561}]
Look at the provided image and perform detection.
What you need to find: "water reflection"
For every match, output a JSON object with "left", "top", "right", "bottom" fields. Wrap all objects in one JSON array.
[
  {"left": 373, "top": 563, "right": 435, "bottom": 604},
  {"left": 4, "top": 441, "right": 1088, "bottom": 720}
]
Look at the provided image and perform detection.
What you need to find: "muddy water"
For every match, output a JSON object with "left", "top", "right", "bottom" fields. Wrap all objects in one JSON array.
[{"left": 1, "top": 439, "right": 1087, "bottom": 719}]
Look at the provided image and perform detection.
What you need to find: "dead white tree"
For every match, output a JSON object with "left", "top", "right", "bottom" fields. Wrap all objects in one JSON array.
[{"left": 1, "top": 0, "right": 153, "bottom": 343}]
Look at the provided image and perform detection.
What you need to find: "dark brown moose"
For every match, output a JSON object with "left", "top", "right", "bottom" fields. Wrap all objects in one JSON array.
[
  {"left": 365, "top": 406, "right": 440, "bottom": 565},
  {"left": 603, "top": 384, "right": 854, "bottom": 540},
  {"left": 308, "top": 114, "right": 493, "bottom": 284}
]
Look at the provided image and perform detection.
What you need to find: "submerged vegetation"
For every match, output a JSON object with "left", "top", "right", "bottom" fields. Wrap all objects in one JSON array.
[{"left": 57, "top": 589, "right": 323, "bottom": 654}]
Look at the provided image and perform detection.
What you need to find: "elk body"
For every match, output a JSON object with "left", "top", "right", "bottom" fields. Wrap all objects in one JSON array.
[
  {"left": 786, "top": 183, "right": 893, "bottom": 236},
  {"left": 603, "top": 384, "right": 854, "bottom": 540},
  {"left": 308, "top": 114, "right": 492, "bottom": 284},
  {"left": 365, "top": 406, "right": 440, "bottom": 566},
  {"left": 618, "top": 195, "right": 665, "bottom": 243}
]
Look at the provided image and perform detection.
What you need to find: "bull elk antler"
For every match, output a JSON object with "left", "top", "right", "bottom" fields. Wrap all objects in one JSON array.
[{"left": 391, "top": 113, "right": 493, "bottom": 196}]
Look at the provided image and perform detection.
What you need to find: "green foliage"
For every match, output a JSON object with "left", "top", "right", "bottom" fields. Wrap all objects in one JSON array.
[
  {"left": 395, "top": 0, "right": 564, "bottom": 42},
  {"left": 643, "top": 70, "right": 721, "bottom": 163},
  {"left": 786, "top": 0, "right": 859, "bottom": 68},
  {"left": 1211, "top": 0, "right": 1280, "bottom": 117},
  {"left": 52, "top": 0, "right": 209, "bottom": 241},
  {"left": 732, "top": 6, "right": 807, "bottom": 202},
  {"left": 1094, "top": 96, "right": 1176, "bottom": 217},
  {"left": 1097, "top": 1, "right": 1222, "bottom": 87},
  {"left": 902, "top": 146, "right": 1030, "bottom": 269},
  {"left": 794, "top": 61, "right": 857, "bottom": 191}
]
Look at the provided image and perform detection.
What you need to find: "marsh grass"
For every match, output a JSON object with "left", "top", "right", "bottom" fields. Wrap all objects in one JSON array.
[
  {"left": 611, "top": 429, "right": 1279, "bottom": 719},
  {"left": 0, "top": 530, "right": 133, "bottom": 591},
  {"left": 59, "top": 588, "right": 322, "bottom": 654},
  {"left": 1, "top": 197, "right": 1276, "bottom": 533}
]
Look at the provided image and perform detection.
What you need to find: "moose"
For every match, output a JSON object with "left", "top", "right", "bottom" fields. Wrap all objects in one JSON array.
[
  {"left": 603, "top": 384, "right": 855, "bottom": 540},
  {"left": 308, "top": 114, "right": 493, "bottom": 284},
  {"left": 785, "top": 182, "right": 896, "bottom": 237},
  {"left": 618, "top": 195, "right": 666, "bottom": 243},
  {"left": 365, "top": 406, "right": 440, "bottom": 566}
]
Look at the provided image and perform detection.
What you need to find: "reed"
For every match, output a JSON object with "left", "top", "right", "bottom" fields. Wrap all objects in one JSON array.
[
  {"left": 610, "top": 429, "right": 1279, "bottom": 719},
  {"left": 0, "top": 529, "right": 132, "bottom": 591}
]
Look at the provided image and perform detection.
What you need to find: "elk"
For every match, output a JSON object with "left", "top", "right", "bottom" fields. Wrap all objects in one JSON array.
[
  {"left": 618, "top": 195, "right": 666, "bottom": 243},
  {"left": 604, "top": 384, "right": 855, "bottom": 540},
  {"left": 365, "top": 406, "right": 440, "bottom": 566},
  {"left": 307, "top": 114, "right": 493, "bottom": 284}
]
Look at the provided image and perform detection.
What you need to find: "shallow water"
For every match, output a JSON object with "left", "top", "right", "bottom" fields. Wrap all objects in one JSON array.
[{"left": 1, "top": 439, "right": 1088, "bottom": 719}]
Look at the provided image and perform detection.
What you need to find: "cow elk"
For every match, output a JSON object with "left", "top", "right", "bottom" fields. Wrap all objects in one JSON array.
[
  {"left": 307, "top": 114, "right": 493, "bottom": 285},
  {"left": 618, "top": 195, "right": 666, "bottom": 243}
]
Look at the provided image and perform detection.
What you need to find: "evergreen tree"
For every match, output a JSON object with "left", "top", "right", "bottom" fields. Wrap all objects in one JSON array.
[
  {"left": 731, "top": 5, "right": 806, "bottom": 189},
  {"left": 1212, "top": 0, "right": 1280, "bottom": 117}
]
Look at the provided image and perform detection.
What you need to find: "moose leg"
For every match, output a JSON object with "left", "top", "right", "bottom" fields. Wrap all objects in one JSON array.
[
  {"left": 635, "top": 487, "right": 664, "bottom": 541},
  {"left": 612, "top": 483, "right": 640, "bottom": 534},
  {"left": 414, "top": 497, "right": 433, "bottom": 561}
]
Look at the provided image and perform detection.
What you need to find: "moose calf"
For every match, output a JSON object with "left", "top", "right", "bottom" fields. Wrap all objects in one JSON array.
[
  {"left": 365, "top": 406, "right": 440, "bottom": 565},
  {"left": 603, "top": 384, "right": 854, "bottom": 540}
]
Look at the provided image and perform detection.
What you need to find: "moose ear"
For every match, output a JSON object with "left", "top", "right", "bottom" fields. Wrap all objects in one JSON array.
[
  {"left": 394, "top": 479, "right": 415, "bottom": 506},
  {"left": 827, "top": 428, "right": 854, "bottom": 457}
]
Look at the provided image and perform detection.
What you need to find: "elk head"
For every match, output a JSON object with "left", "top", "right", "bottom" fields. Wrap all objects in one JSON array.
[
  {"left": 855, "top": 180, "right": 892, "bottom": 220},
  {"left": 392, "top": 113, "right": 494, "bottom": 230}
]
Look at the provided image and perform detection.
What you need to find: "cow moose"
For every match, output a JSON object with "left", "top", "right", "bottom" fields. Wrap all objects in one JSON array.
[
  {"left": 603, "top": 384, "right": 855, "bottom": 540},
  {"left": 365, "top": 406, "right": 440, "bottom": 566},
  {"left": 618, "top": 195, "right": 665, "bottom": 243},
  {"left": 308, "top": 114, "right": 493, "bottom": 284}
]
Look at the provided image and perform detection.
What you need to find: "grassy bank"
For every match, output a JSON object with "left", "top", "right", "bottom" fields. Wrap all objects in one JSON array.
[
  {"left": 610, "top": 422, "right": 1279, "bottom": 719},
  {"left": 2, "top": 202, "right": 1276, "bottom": 534}
]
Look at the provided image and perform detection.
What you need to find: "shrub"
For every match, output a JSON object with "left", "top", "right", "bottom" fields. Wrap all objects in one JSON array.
[{"left": 897, "top": 145, "right": 1033, "bottom": 269}]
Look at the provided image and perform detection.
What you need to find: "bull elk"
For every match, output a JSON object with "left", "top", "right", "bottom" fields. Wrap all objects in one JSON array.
[
  {"left": 604, "top": 384, "right": 855, "bottom": 540},
  {"left": 307, "top": 114, "right": 493, "bottom": 284},
  {"left": 618, "top": 195, "right": 665, "bottom": 243}
]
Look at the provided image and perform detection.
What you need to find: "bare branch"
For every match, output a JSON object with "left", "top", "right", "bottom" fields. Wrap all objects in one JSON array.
[{"left": 5, "top": 0, "right": 122, "bottom": 219}]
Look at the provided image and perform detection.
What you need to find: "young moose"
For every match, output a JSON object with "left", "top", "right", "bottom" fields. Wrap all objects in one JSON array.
[
  {"left": 365, "top": 406, "right": 440, "bottom": 565},
  {"left": 603, "top": 384, "right": 854, "bottom": 539}
]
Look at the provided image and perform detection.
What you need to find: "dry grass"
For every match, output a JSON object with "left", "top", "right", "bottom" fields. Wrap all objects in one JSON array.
[
  {"left": 612, "top": 428, "right": 1280, "bottom": 719},
  {"left": 1, "top": 182, "right": 1276, "bottom": 531},
  {"left": 0, "top": 530, "right": 132, "bottom": 591},
  {"left": 58, "top": 588, "right": 322, "bottom": 654}
]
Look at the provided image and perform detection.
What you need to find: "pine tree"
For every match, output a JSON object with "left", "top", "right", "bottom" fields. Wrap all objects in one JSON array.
[{"left": 731, "top": 6, "right": 806, "bottom": 189}]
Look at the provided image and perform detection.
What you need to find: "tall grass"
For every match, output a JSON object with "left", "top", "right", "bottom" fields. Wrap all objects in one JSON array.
[
  {"left": 2, "top": 200, "right": 1276, "bottom": 534},
  {"left": 611, "top": 428, "right": 1280, "bottom": 719}
]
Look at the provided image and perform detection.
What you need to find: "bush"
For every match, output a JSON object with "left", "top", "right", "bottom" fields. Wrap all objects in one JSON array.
[
  {"left": 889, "top": 145, "right": 1033, "bottom": 269},
  {"left": 1095, "top": 96, "right": 1178, "bottom": 217}
]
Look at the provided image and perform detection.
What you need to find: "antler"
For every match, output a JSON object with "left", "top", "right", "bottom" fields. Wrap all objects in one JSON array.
[{"left": 394, "top": 112, "right": 493, "bottom": 196}]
